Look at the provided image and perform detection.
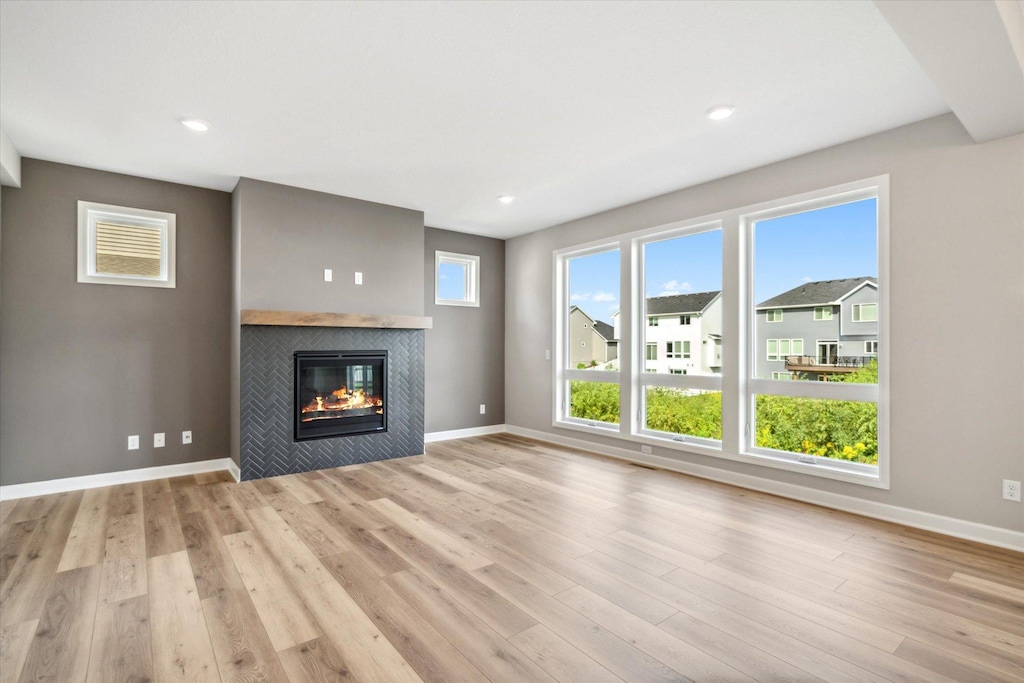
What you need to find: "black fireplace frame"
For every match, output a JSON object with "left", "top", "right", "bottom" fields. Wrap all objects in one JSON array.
[{"left": 293, "top": 350, "right": 388, "bottom": 442}]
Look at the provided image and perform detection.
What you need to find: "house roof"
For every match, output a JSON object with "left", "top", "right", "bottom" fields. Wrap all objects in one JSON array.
[
  {"left": 756, "top": 277, "right": 876, "bottom": 309},
  {"left": 593, "top": 320, "right": 615, "bottom": 341},
  {"left": 647, "top": 291, "right": 720, "bottom": 315}
]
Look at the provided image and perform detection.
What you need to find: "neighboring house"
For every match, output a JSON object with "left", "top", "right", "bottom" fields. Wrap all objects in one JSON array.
[
  {"left": 755, "top": 276, "right": 878, "bottom": 381},
  {"left": 569, "top": 306, "right": 618, "bottom": 367},
  {"left": 612, "top": 291, "right": 723, "bottom": 376}
]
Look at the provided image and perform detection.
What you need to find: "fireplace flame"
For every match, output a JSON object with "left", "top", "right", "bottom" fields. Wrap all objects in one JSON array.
[{"left": 302, "top": 385, "right": 383, "bottom": 421}]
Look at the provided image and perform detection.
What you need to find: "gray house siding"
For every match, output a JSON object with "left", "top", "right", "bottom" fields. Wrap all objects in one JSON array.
[
  {"left": 755, "top": 307, "right": 838, "bottom": 379},
  {"left": 840, "top": 284, "right": 879, "bottom": 337}
]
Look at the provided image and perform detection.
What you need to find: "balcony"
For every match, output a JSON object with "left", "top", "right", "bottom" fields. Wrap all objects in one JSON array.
[{"left": 784, "top": 355, "right": 873, "bottom": 374}]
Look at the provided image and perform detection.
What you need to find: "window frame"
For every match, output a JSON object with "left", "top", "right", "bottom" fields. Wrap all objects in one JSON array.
[
  {"left": 865, "top": 340, "right": 878, "bottom": 355},
  {"left": 77, "top": 200, "right": 176, "bottom": 288},
  {"left": 813, "top": 306, "right": 833, "bottom": 321},
  {"left": 766, "top": 309, "right": 783, "bottom": 323},
  {"left": 434, "top": 251, "right": 481, "bottom": 307},
  {"left": 552, "top": 175, "right": 889, "bottom": 489},
  {"left": 852, "top": 303, "right": 877, "bottom": 322}
]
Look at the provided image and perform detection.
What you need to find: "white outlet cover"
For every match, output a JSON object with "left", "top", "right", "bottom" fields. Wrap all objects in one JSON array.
[
  {"left": 154, "top": 432, "right": 165, "bottom": 448},
  {"left": 1004, "top": 479, "right": 1021, "bottom": 502},
  {"left": 480, "top": 404, "right": 486, "bottom": 414},
  {"left": 182, "top": 430, "right": 193, "bottom": 444},
  {"left": 545, "top": 349, "right": 551, "bottom": 360},
  {"left": 355, "top": 271, "right": 363, "bottom": 285},
  {"left": 128, "top": 435, "right": 139, "bottom": 450},
  {"left": 324, "top": 268, "right": 333, "bottom": 282}
]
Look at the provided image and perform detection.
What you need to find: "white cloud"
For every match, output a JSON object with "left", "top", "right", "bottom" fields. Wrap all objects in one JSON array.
[
  {"left": 659, "top": 279, "right": 693, "bottom": 296},
  {"left": 571, "top": 291, "right": 616, "bottom": 303}
]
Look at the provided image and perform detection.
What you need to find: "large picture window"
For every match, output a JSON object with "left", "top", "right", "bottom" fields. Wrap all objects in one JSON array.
[{"left": 554, "top": 176, "right": 888, "bottom": 488}]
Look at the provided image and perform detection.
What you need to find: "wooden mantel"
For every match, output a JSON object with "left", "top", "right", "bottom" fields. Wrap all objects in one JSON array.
[{"left": 241, "top": 309, "right": 432, "bottom": 329}]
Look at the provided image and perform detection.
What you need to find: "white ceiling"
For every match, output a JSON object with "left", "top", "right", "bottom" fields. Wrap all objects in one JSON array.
[{"left": 0, "top": 1, "right": 949, "bottom": 238}]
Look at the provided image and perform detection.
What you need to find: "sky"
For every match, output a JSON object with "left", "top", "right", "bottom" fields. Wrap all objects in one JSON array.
[
  {"left": 568, "top": 198, "right": 877, "bottom": 324},
  {"left": 437, "top": 261, "right": 466, "bottom": 300}
]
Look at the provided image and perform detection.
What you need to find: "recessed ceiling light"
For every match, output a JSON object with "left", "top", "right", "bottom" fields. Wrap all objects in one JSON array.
[
  {"left": 705, "top": 105, "right": 735, "bottom": 121},
  {"left": 497, "top": 195, "right": 515, "bottom": 204},
  {"left": 180, "top": 118, "right": 210, "bottom": 132}
]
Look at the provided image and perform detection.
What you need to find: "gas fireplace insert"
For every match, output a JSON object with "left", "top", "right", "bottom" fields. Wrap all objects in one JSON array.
[{"left": 294, "top": 350, "right": 387, "bottom": 441}]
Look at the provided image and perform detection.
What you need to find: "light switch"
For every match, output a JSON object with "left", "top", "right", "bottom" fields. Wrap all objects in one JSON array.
[
  {"left": 182, "top": 430, "right": 192, "bottom": 445},
  {"left": 324, "top": 269, "right": 333, "bottom": 282},
  {"left": 355, "top": 272, "right": 363, "bottom": 285}
]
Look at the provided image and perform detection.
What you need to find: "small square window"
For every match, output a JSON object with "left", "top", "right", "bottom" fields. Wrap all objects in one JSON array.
[
  {"left": 865, "top": 340, "right": 878, "bottom": 355},
  {"left": 813, "top": 306, "right": 833, "bottom": 321},
  {"left": 766, "top": 309, "right": 783, "bottom": 323},
  {"left": 435, "top": 251, "right": 480, "bottom": 307},
  {"left": 77, "top": 201, "right": 175, "bottom": 288},
  {"left": 648, "top": 317, "right": 659, "bottom": 326}
]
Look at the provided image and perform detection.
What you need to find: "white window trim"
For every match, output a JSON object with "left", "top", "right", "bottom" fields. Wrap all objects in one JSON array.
[
  {"left": 435, "top": 250, "right": 480, "bottom": 307},
  {"left": 813, "top": 306, "right": 833, "bottom": 321},
  {"left": 865, "top": 340, "right": 878, "bottom": 355},
  {"left": 766, "top": 309, "right": 783, "bottom": 323},
  {"left": 552, "top": 175, "right": 888, "bottom": 490},
  {"left": 852, "top": 302, "right": 877, "bottom": 323},
  {"left": 77, "top": 201, "right": 176, "bottom": 288}
]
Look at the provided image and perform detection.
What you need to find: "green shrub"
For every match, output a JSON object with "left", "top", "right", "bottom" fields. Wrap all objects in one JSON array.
[{"left": 568, "top": 379, "right": 877, "bottom": 465}]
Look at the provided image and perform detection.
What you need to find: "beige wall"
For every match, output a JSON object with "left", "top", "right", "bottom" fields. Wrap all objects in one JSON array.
[
  {"left": 569, "top": 308, "right": 611, "bottom": 367},
  {"left": 1, "top": 159, "right": 232, "bottom": 485},
  {"left": 505, "top": 114, "right": 1024, "bottom": 533}
]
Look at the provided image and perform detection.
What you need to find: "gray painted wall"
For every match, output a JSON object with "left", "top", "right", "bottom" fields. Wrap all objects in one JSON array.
[
  {"left": 505, "top": 114, "right": 1024, "bottom": 533},
  {"left": 423, "top": 227, "right": 505, "bottom": 433},
  {"left": 0, "top": 159, "right": 232, "bottom": 485},
  {"left": 234, "top": 178, "right": 425, "bottom": 315}
]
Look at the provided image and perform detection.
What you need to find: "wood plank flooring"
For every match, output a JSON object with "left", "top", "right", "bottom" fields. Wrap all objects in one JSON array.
[{"left": 1, "top": 433, "right": 1022, "bottom": 682}]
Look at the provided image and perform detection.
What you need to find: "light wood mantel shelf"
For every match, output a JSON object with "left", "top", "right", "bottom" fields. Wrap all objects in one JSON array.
[{"left": 241, "top": 309, "right": 433, "bottom": 329}]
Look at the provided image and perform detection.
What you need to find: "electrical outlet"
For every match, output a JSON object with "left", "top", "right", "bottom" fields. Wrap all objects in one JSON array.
[
  {"left": 323, "top": 268, "right": 333, "bottom": 282},
  {"left": 154, "top": 432, "right": 165, "bottom": 448},
  {"left": 640, "top": 445, "right": 652, "bottom": 454},
  {"left": 354, "top": 271, "right": 363, "bottom": 285},
  {"left": 1003, "top": 479, "right": 1021, "bottom": 502},
  {"left": 480, "top": 404, "right": 486, "bottom": 415},
  {"left": 545, "top": 349, "right": 551, "bottom": 360},
  {"left": 182, "top": 430, "right": 193, "bottom": 445},
  {"left": 128, "top": 435, "right": 139, "bottom": 450}
]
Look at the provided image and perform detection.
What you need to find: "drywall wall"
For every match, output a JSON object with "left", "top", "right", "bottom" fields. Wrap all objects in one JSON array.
[
  {"left": 424, "top": 227, "right": 505, "bottom": 433},
  {"left": 505, "top": 113, "right": 1024, "bottom": 533},
  {"left": 234, "top": 177, "right": 425, "bottom": 316},
  {"left": 0, "top": 159, "right": 232, "bottom": 485}
]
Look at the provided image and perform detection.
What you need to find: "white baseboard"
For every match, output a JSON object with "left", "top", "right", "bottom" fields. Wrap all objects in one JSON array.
[
  {"left": 0, "top": 458, "right": 238, "bottom": 501},
  {"left": 424, "top": 424, "right": 507, "bottom": 443},
  {"left": 506, "top": 425, "right": 1024, "bottom": 553},
  {"left": 226, "top": 458, "right": 241, "bottom": 482}
]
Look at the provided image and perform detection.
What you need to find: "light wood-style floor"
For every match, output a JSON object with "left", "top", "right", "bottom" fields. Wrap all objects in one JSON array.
[{"left": 2, "top": 434, "right": 1023, "bottom": 682}]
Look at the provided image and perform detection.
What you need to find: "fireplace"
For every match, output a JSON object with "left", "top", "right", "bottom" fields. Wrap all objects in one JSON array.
[{"left": 294, "top": 350, "right": 387, "bottom": 441}]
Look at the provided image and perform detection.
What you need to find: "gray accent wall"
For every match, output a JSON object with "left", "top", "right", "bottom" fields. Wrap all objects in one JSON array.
[
  {"left": 0, "top": 159, "right": 232, "bottom": 485},
  {"left": 234, "top": 178, "right": 424, "bottom": 316},
  {"left": 423, "top": 227, "right": 505, "bottom": 433},
  {"left": 505, "top": 113, "right": 1024, "bottom": 534}
]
